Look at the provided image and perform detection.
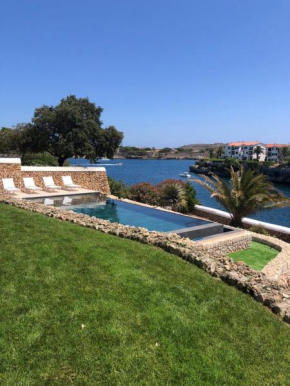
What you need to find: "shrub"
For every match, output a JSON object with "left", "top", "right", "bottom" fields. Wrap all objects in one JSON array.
[
  {"left": 157, "top": 179, "right": 199, "bottom": 213},
  {"left": 108, "top": 177, "right": 130, "bottom": 198},
  {"left": 110, "top": 178, "right": 199, "bottom": 213},
  {"left": 159, "top": 183, "right": 186, "bottom": 210},
  {"left": 249, "top": 225, "right": 270, "bottom": 236},
  {"left": 22, "top": 152, "right": 69, "bottom": 166},
  {"left": 129, "top": 182, "right": 159, "bottom": 206},
  {"left": 224, "top": 158, "right": 240, "bottom": 168}
]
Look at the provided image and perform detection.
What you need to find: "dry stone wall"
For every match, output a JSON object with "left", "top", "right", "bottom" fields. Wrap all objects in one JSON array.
[
  {"left": 0, "top": 159, "right": 110, "bottom": 195},
  {"left": 255, "top": 234, "right": 290, "bottom": 287},
  {"left": 202, "top": 234, "right": 251, "bottom": 255},
  {"left": 21, "top": 168, "right": 110, "bottom": 195},
  {"left": 1, "top": 197, "right": 290, "bottom": 324},
  {"left": 0, "top": 160, "right": 22, "bottom": 193}
]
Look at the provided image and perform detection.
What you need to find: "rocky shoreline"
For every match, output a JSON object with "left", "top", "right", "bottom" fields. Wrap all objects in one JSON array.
[{"left": 190, "top": 162, "right": 290, "bottom": 185}]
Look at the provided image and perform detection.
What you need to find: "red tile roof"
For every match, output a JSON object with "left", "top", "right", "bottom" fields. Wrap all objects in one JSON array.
[
  {"left": 227, "top": 141, "right": 261, "bottom": 147},
  {"left": 265, "top": 144, "right": 289, "bottom": 148}
]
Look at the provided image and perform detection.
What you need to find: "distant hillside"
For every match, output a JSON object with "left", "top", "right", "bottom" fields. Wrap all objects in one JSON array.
[{"left": 182, "top": 143, "right": 225, "bottom": 149}]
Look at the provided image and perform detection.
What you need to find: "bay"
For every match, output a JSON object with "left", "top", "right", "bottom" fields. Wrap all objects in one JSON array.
[{"left": 69, "top": 158, "right": 290, "bottom": 228}]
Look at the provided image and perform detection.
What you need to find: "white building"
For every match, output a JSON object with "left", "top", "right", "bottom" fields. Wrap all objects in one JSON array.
[
  {"left": 225, "top": 142, "right": 267, "bottom": 161},
  {"left": 265, "top": 144, "right": 290, "bottom": 162}
]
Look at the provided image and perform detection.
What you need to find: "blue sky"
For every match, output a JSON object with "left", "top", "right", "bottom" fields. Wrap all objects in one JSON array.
[{"left": 1, "top": 0, "right": 289, "bottom": 147}]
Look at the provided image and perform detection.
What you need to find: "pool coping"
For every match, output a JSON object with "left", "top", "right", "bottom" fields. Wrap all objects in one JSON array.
[
  {"left": 23, "top": 192, "right": 245, "bottom": 242},
  {"left": 107, "top": 195, "right": 245, "bottom": 241}
]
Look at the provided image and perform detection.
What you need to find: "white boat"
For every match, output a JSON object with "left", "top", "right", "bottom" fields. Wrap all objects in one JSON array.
[{"left": 179, "top": 172, "right": 191, "bottom": 178}]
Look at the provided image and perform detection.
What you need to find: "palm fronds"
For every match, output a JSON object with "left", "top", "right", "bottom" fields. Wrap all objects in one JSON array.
[{"left": 192, "top": 166, "right": 290, "bottom": 227}]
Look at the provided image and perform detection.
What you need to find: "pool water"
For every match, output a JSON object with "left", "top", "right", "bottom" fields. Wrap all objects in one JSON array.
[
  {"left": 72, "top": 199, "right": 210, "bottom": 232},
  {"left": 26, "top": 194, "right": 210, "bottom": 232}
]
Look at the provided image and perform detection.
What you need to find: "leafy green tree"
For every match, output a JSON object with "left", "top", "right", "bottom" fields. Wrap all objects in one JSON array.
[
  {"left": 206, "top": 148, "right": 214, "bottom": 159},
  {"left": 108, "top": 177, "right": 130, "bottom": 198},
  {"left": 0, "top": 127, "right": 15, "bottom": 154},
  {"left": 0, "top": 124, "right": 35, "bottom": 158},
  {"left": 89, "top": 126, "right": 123, "bottom": 161},
  {"left": 224, "top": 157, "right": 240, "bottom": 169},
  {"left": 32, "top": 95, "right": 122, "bottom": 166},
  {"left": 119, "top": 147, "right": 147, "bottom": 157},
  {"left": 159, "top": 147, "right": 172, "bottom": 154},
  {"left": 280, "top": 147, "right": 290, "bottom": 160},
  {"left": 193, "top": 166, "right": 290, "bottom": 227},
  {"left": 13, "top": 123, "right": 37, "bottom": 158},
  {"left": 215, "top": 146, "right": 225, "bottom": 159}
]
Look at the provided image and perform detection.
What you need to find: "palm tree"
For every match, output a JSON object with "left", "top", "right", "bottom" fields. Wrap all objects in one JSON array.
[
  {"left": 192, "top": 166, "right": 290, "bottom": 227},
  {"left": 161, "top": 183, "right": 186, "bottom": 210},
  {"left": 253, "top": 145, "right": 263, "bottom": 161}
]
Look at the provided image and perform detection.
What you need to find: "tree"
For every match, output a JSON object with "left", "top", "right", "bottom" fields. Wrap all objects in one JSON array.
[
  {"left": 32, "top": 95, "right": 123, "bottom": 166},
  {"left": 0, "top": 124, "right": 35, "bottom": 158},
  {"left": 0, "top": 128, "right": 15, "bottom": 154},
  {"left": 89, "top": 126, "right": 123, "bottom": 161},
  {"left": 280, "top": 147, "right": 290, "bottom": 161},
  {"left": 215, "top": 146, "right": 225, "bottom": 159},
  {"left": 253, "top": 146, "right": 263, "bottom": 161},
  {"left": 159, "top": 147, "right": 172, "bottom": 154},
  {"left": 160, "top": 183, "right": 186, "bottom": 210},
  {"left": 206, "top": 148, "right": 214, "bottom": 159},
  {"left": 192, "top": 166, "right": 290, "bottom": 227},
  {"left": 108, "top": 177, "right": 130, "bottom": 198},
  {"left": 13, "top": 123, "right": 37, "bottom": 158}
]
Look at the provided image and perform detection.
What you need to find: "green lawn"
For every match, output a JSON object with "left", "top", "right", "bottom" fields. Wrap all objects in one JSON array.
[
  {"left": 1, "top": 204, "right": 290, "bottom": 385},
  {"left": 229, "top": 241, "right": 278, "bottom": 271}
]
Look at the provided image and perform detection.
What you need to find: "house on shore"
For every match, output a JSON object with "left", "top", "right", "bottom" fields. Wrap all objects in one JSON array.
[
  {"left": 225, "top": 142, "right": 267, "bottom": 161},
  {"left": 265, "top": 144, "right": 290, "bottom": 162},
  {"left": 225, "top": 141, "right": 290, "bottom": 162}
]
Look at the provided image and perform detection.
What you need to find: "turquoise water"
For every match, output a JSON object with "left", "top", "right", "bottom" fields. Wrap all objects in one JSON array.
[
  {"left": 73, "top": 199, "right": 209, "bottom": 232},
  {"left": 27, "top": 193, "right": 210, "bottom": 232},
  {"left": 69, "top": 158, "right": 290, "bottom": 228}
]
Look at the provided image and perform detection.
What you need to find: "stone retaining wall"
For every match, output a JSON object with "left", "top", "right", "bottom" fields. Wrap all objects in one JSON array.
[
  {"left": 255, "top": 234, "right": 290, "bottom": 287},
  {"left": 21, "top": 167, "right": 110, "bottom": 195},
  {"left": 0, "top": 159, "right": 110, "bottom": 195},
  {"left": 1, "top": 197, "right": 290, "bottom": 324},
  {"left": 0, "top": 159, "right": 22, "bottom": 192},
  {"left": 201, "top": 234, "right": 251, "bottom": 255}
]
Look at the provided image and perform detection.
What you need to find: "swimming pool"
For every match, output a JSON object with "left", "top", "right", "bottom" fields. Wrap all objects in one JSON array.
[{"left": 27, "top": 193, "right": 211, "bottom": 232}]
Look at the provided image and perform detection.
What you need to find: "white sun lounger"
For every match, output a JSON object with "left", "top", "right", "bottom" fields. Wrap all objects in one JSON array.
[
  {"left": 43, "top": 176, "right": 62, "bottom": 191},
  {"left": 2, "top": 178, "right": 21, "bottom": 194},
  {"left": 23, "top": 177, "right": 42, "bottom": 193},
  {"left": 62, "top": 176, "right": 81, "bottom": 190}
]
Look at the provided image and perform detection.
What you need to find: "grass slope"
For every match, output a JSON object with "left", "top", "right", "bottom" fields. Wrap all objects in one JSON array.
[
  {"left": 229, "top": 241, "right": 278, "bottom": 270},
  {"left": 0, "top": 204, "right": 290, "bottom": 385}
]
